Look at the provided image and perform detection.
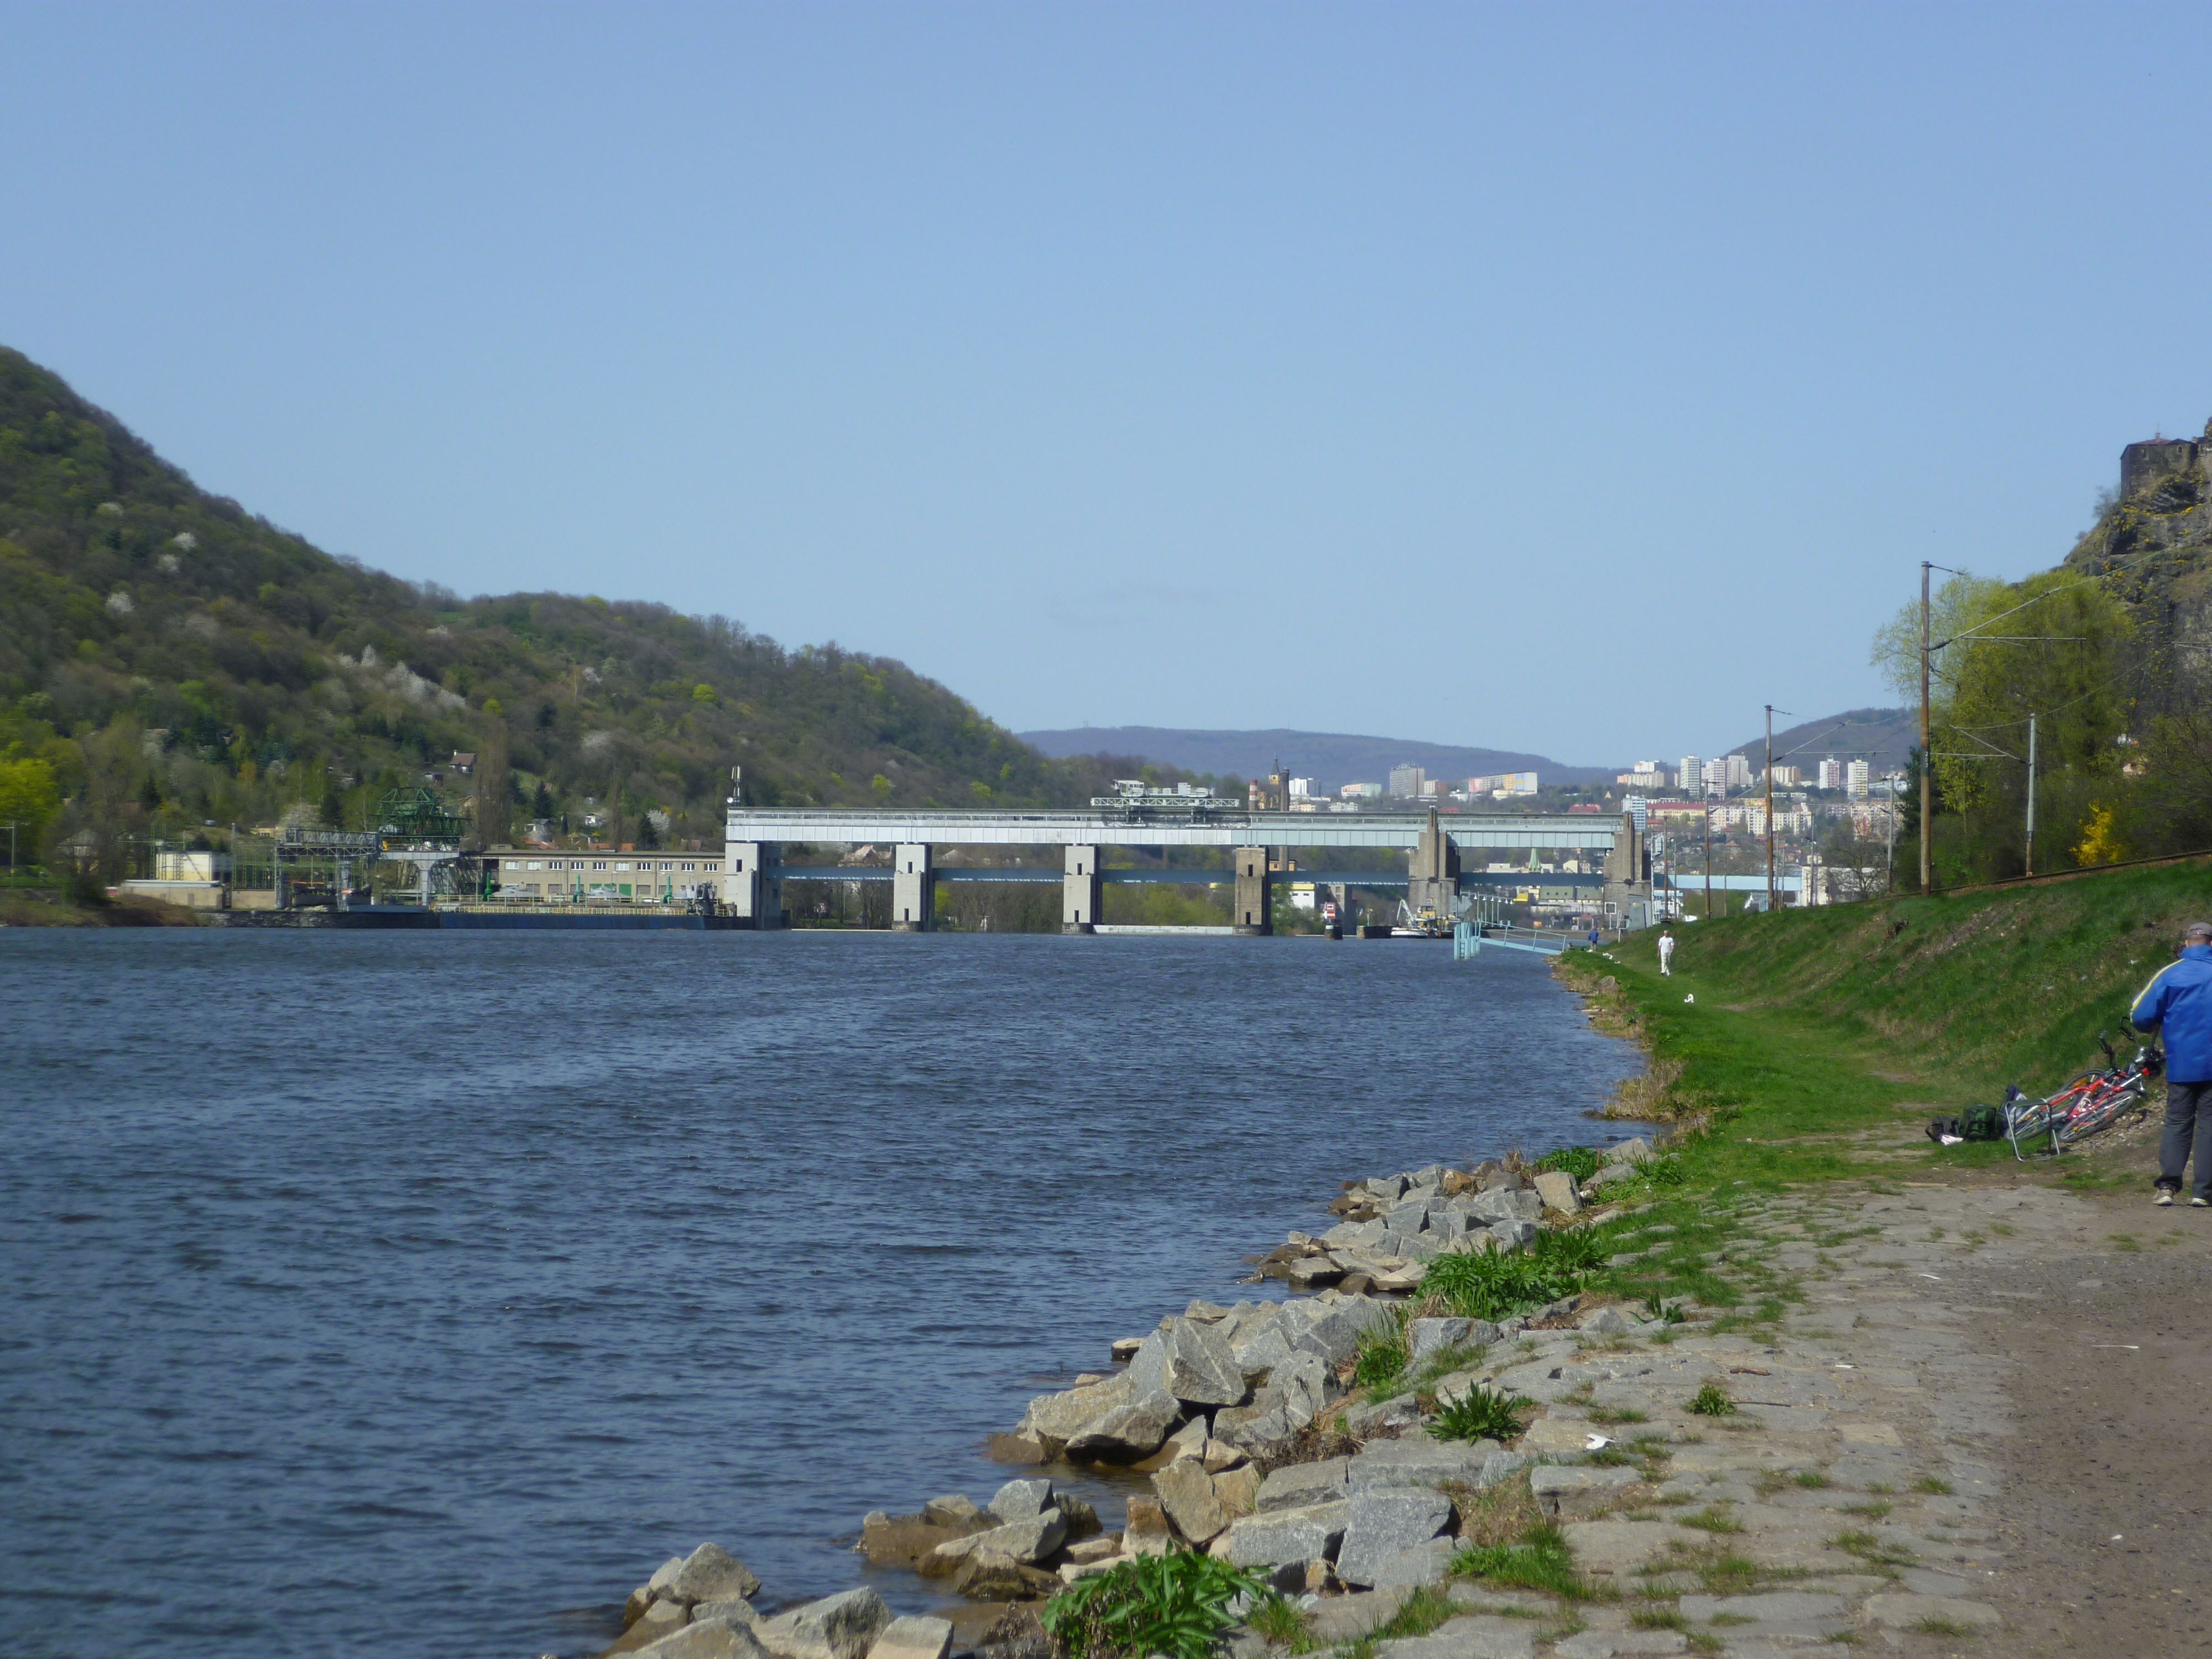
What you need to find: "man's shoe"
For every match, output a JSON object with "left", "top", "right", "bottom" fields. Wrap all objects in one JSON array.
[
  {"left": 2193, "top": 1197, "right": 2210, "bottom": 1208},
  {"left": 2155, "top": 1190, "right": 2176, "bottom": 1206}
]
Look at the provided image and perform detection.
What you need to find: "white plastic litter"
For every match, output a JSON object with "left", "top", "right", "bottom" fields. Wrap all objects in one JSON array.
[
  {"left": 1937, "top": 1134, "right": 1964, "bottom": 1145},
  {"left": 1585, "top": 1433, "right": 1611, "bottom": 1451},
  {"left": 1684, "top": 993, "right": 1696, "bottom": 1003}
]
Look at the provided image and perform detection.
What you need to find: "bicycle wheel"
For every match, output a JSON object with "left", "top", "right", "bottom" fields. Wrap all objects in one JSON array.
[{"left": 2055, "top": 1083, "right": 2142, "bottom": 1145}]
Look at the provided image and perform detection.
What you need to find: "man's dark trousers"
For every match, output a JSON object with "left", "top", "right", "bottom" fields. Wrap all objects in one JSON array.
[{"left": 2158, "top": 1080, "right": 2212, "bottom": 1199}]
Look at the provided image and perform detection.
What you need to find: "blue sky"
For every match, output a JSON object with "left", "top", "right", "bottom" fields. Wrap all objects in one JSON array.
[{"left": 6, "top": 3, "right": 2209, "bottom": 764}]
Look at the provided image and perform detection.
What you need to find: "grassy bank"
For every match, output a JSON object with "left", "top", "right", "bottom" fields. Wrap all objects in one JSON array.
[{"left": 1538, "top": 858, "right": 2212, "bottom": 1320}]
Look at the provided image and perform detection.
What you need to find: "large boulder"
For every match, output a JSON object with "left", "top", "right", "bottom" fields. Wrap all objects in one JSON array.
[
  {"left": 1602, "top": 1138, "right": 1654, "bottom": 1165},
  {"left": 1019, "top": 1374, "right": 1131, "bottom": 1449},
  {"left": 1485, "top": 1220, "right": 1538, "bottom": 1252},
  {"left": 1151, "top": 1459, "right": 1229, "bottom": 1544},
  {"left": 1212, "top": 1462, "right": 1262, "bottom": 1518},
  {"left": 1227, "top": 1326, "right": 1295, "bottom": 1384},
  {"left": 754, "top": 1590, "right": 891, "bottom": 1659},
  {"left": 1130, "top": 1319, "right": 1248, "bottom": 1407},
  {"left": 1065, "top": 1389, "right": 1180, "bottom": 1462},
  {"left": 1334, "top": 1489, "right": 1453, "bottom": 1588},
  {"left": 1220, "top": 1501, "right": 1350, "bottom": 1568}
]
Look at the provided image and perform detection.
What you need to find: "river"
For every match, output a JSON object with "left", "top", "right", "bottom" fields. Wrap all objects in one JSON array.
[{"left": 0, "top": 929, "right": 1641, "bottom": 1658}]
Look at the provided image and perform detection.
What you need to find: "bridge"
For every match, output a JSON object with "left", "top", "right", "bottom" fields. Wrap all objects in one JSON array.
[{"left": 723, "top": 801, "right": 1652, "bottom": 933}]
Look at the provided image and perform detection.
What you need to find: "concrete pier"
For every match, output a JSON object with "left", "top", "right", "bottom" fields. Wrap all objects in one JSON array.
[
  {"left": 1233, "top": 846, "right": 1271, "bottom": 935},
  {"left": 1405, "top": 808, "right": 1461, "bottom": 919},
  {"left": 893, "top": 843, "right": 935, "bottom": 931},
  {"left": 1062, "top": 844, "right": 1101, "bottom": 933},
  {"left": 724, "top": 842, "right": 784, "bottom": 928}
]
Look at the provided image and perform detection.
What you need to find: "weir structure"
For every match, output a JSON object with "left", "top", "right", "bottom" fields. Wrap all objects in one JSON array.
[{"left": 721, "top": 800, "right": 1651, "bottom": 934}]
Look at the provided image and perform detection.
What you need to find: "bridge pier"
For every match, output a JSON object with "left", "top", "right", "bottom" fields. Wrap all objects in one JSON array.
[
  {"left": 724, "top": 842, "right": 784, "bottom": 928},
  {"left": 1062, "top": 844, "right": 1101, "bottom": 933},
  {"left": 893, "top": 843, "right": 935, "bottom": 931},
  {"left": 1234, "top": 846, "right": 1271, "bottom": 935},
  {"left": 1406, "top": 807, "right": 1462, "bottom": 920}
]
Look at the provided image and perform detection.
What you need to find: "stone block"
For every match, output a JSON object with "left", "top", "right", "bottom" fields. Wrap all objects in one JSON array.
[
  {"left": 635, "top": 1625, "right": 773, "bottom": 1659},
  {"left": 1129, "top": 1319, "right": 1249, "bottom": 1408},
  {"left": 1532, "top": 1171, "right": 1582, "bottom": 1215},
  {"left": 1602, "top": 1138, "right": 1653, "bottom": 1165},
  {"left": 1552, "top": 1634, "right": 1685, "bottom": 1657},
  {"left": 1365, "top": 1538, "right": 1456, "bottom": 1589},
  {"left": 1256, "top": 1456, "right": 1350, "bottom": 1511},
  {"left": 1530, "top": 1465, "right": 1638, "bottom": 1519},
  {"left": 1862, "top": 1593, "right": 2000, "bottom": 1628},
  {"left": 1334, "top": 1487, "right": 1453, "bottom": 1587},
  {"left": 1303, "top": 1587, "right": 1412, "bottom": 1642},
  {"left": 1066, "top": 1390, "right": 1180, "bottom": 1462},
  {"left": 754, "top": 1589, "right": 890, "bottom": 1659},
  {"left": 1152, "top": 1459, "right": 1229, "bottom": 1544},
  {"left": 866, "top": 1618, "right": 952, "bottom": 1659},
  {"left": 1469, "top": 1188, "right": 1545, "bottom": 1225},
  {"left": 1558, "top": 1521, "right": 1684, "bottom": 1573},
  {"left": 987, "top": 1479, "right": 1054, "bottom": 1523},
  {"left": 1220, "top": 1500, "right": 1350, "bottom": 1568},
  {"left": 664, "top": 1542, "right": 760, "bottom": 1607},
  {"left": 929, "top": 1511, "right": 1066, "bottom": 1568},
  {"left": 1345, "top": 1438, "right": 1490, "bottom": 1490},
  {"left": 1212, "top": 1463, "right": 1262, "bottom": 1518},
  {"left": 1020, "top": 1374, "right": 1131, "bottom": 1446},
  {"left": 921, "top": 1495, "right": 979, "bottom": 1528},
  {"left": 1374, "top": 1616, "right": 1536, "bottom": 1659},
  {"left": 1678, "top": 1592, "right": 1846, "bottom": 1624},
  {"left": 1407, "top": 1317, "right": 1474, "bottom": 1368}
]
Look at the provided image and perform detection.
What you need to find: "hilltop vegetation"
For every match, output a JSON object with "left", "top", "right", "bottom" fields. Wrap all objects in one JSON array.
[{"left": 0, "top": 347, "right": 1177, "bottom": 872}]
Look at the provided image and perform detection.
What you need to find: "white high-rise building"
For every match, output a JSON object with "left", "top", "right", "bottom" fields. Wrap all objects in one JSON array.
[
  {"left": 1846, "top": 759, "right": 1871, "bottom": 800},
  {"left": 1818, "top": 758, "right": 1843, "bottom": 791},
  {"left": 1677, "top": 755, "right": 1702, "bottom": 792},
  {"left": 1387, "top": 764, "right": 1424, "bottom": 797},
  {"left": 1287, "top": 778, "right": 1316, "bottom": 800},
  {"left": 1701, "top": 758, "right": 1729, "bottom": 795},
  {"left": 1726, "top": 753, "right": 1753, "bottom": 790}
]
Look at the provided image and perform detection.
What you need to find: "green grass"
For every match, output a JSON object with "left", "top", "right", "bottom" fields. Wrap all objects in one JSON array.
[
  {"left": 1451, "top": 1523, "right": 1595, "bottom": 1600},
  {"left": 1911, "top": 1617, "right": 1982, "bottom": 1637},
  {"left": 1839, "top": 1500, "right": 1892, "bottom": 1520},
  {"left": 1912, "top": 1476, "right": 1954, "bottom": 1495},
  {"left": 1681, "top": 1505, "right": 1744, "bottom": 1534}
]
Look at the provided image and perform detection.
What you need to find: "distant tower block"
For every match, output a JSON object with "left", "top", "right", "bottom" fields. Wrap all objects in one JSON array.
[
  {"left": 1234, "top": 846, "right": 1272, "bottom": 936},
  {"left": 893, "top": 843, "right": 935, "bottom": 931},
  {"left": 1063, "top": 844, "right": 1102, "bottom": 934}
]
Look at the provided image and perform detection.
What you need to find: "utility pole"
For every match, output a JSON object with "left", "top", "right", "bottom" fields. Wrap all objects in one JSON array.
[
  {"left": 1919, "top": 561, "right": 1933, "bottom": 895},
  {"left": 1704, "top": 803, "right": 1713, "bottom": 922},
  {"left": 1764, "top": 706, "right": 1777, "bottom": 915},
  {"left": 2025, "top": 712, "right": 2038, "bottom": 879}
]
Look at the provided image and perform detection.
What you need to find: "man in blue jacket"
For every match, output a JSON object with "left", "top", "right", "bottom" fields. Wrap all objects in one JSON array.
[{"left": 2130, "top": 920, "right": 2212, "bottom": 1207}]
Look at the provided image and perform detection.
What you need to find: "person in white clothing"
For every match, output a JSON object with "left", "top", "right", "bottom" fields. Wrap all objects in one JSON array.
[{"left": 1658, "top": 928, "right": 1676, "bottom": 975}]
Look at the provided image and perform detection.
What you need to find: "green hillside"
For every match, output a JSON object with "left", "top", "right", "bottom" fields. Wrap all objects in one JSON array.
[{"left": 0, "top": 347, "right": 1173, "bottom": 870}]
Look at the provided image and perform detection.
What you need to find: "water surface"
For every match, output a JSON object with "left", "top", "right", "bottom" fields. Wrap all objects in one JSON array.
[{"left": 0, "top": 931, "right": 1640, "bottom": 1658}]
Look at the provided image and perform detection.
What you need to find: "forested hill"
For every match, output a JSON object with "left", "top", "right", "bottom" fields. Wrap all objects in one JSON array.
[{"left": 0, "top": 347, "right": 1172, "bottom": 862}]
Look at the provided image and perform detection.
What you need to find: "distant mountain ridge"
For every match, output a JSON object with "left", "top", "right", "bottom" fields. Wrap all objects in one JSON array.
[{"left": 1018, "top": 726, "right": 1618, "bottom": 792}]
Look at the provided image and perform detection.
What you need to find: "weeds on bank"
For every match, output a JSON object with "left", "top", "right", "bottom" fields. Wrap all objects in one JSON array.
[
  {"left": 1689, "top": 1385, "right": 1736, "bottom": 1417},
  {"left": 1041, "top": 1552, "right": 1270, "bottom": 1659},
  {"left": 1431, "top": 1384, "right": 1533, "bottom": 1444},
  {"left": 1451, "top": 1525, "right": 1591, "bottom": 1600},
  {"left": 1912, "top": 1476, "right": 1953, "bottom": 1495}
]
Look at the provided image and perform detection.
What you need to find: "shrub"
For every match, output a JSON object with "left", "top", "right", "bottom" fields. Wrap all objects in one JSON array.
[
  {"left": 1042, "top": 1552, "right": 1272, "bottom": 1659},
  {"left": 1431, "top": 1384, "right": 1533, "bottom": 1443},
  {"left": 1689, "top": 1385, "right": 1736, "bottom": 1417},
  {"left": 1353, "top": 1324, "right": 1408, "bottom": 1391}
]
